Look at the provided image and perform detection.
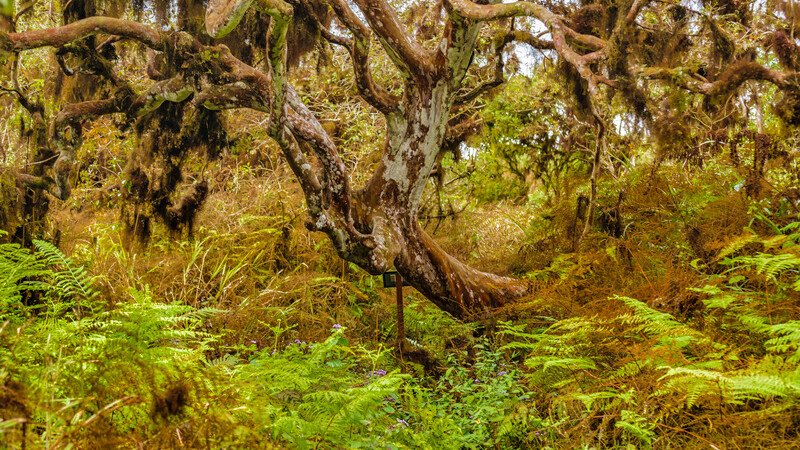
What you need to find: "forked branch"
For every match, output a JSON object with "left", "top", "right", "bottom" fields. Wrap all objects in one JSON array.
[
  {"left": 323, "top": 0, "right": 400, "bottom": 114},
  {"left": 351, "top": 0, "right": 437, "bottom": 78}
]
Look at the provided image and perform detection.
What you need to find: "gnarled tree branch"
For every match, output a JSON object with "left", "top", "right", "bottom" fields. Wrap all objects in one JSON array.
[
  {"left": 322, "top": 0, "right": 400, "bottom": 114},
  {"left": 351, "top": 0, "right": 437, "bottom": 78}
]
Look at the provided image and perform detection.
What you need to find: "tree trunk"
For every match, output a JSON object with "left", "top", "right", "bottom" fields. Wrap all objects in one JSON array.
[
  {"left": 395, "top": 220, "right": 530, "bottom": 319},
  {"left": 344, "top": 80, "right": 531, "bottom": 320}
]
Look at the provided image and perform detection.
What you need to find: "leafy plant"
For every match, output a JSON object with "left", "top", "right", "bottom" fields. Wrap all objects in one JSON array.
[
  {"left": 234, "top": 327, "right": 409, "bottom": 449},
  {"left": 398, "top": 341, "right": 538, "bottom": 449},
  {"left": 0, "top": 232, "right": 50, "bottom": 321},
  {"left": 33, "top": 239, "right": 100, "bottom": 317}
]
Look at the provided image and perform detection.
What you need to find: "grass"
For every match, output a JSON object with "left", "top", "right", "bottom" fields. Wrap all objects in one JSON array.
[{"left": 1, "top": 154, "right": 799, "bottom": 448}]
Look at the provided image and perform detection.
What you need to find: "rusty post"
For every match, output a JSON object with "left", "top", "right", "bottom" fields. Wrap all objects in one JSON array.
[{"left": 396, "top": 273, "right": 404, "bottom": 357}]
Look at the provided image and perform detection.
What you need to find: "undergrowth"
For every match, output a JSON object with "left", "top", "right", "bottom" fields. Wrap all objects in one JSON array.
[
  {"left": 494, "top": 217, "right": 800, "bottom": 448},
  {"left": 2, "top": 192, "right": 799, "bottom": 448}
]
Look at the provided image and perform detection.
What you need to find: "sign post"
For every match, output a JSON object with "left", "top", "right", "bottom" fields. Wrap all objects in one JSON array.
[{"left": 382, "top": 271, "right": 404, "bottom": 357}]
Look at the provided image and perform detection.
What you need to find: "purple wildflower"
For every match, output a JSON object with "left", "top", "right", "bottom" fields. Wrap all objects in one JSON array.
[
  {"left": 332, "top": 323, "right": 342, "bottom": 330},
  {"left": 396, "top": 418, "right": 409, "bottom": 427},
  {"left": 370, "top": 369, "right": 387, "bottom": 377},
  {"left": 498, "top": 371, "right": 507, "bottom": 376}
]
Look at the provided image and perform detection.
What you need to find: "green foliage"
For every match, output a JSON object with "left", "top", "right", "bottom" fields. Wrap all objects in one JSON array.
[
  {"left": 398, "top": 342, "right": 536, "bottom": 449},
  {"left": 0, "top": 0, "right": 13, "bottom": 18},
  {"left": 471, "top": 75, "right": 585, "bottom": 202},
  {"left": 32, "top": 239, "right": 100, "bottom": 317},
  {"left": 4, "top": 241, "right": 548, "bottom": 448},
  {"left": 0, "top": 243, "right": 222, "bottom": 447},
  {"left": 500, "top": 317, "right": 610, "bottom": 390},
  {"left": 398, "top": 298, "right": 476, "bottom": 356},
  {"left": 2, "top": 202, "right": 799, "bottom": 448},
  {"left": 647, "top": 222, "right": 800, "bottom": 409},
  {"left": 615, "top": 409, "right": 655, "bottom": 447},
  {"left": 488, "top": 220, "right": 800, "bottom": 446},
  {"left": 3, "top": 0, "right": 800, "bottom": 447},
  {"left": 615, "top": 295, "right": 717, "bottom": 351},
  {"left": 234, "top": 329, "right": 408, "bottom": 448},
  {"left": 0, "top": 232, "right": 50, "bottom": 321}
]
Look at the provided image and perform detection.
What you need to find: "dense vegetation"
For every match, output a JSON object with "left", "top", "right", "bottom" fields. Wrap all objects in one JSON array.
[{"left": 2, "top": 0, "right": 800, "bottom": 448}]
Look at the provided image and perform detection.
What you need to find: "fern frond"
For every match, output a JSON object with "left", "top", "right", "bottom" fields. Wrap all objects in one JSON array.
[
  {"left": 615, "top": 409, "right": 655, "bottom": 446},
  {"left": 717, "top": 233, "right": 760, "bottom": 259},
  {"left": 659, "top": 365, "right": 800, "bottom": 407},
  {"left": 616, "top": 295, "right": 683, "bottom": 333},
  {"left": 614, "top": 296, "right": 710, "bottom": 350},
  {"left": 525, "top": 356, "right": 597, "bottom": 372},
  {"left": 33, "top": 240, "right": 99, "bottom": 314},
  {"left": 780, "top": 221, "right": 800, "bottom": 244},
  {"left": 724, "top": 252, "right": 800, "bottom": 282},
  {"left": 738, "top": 313, "right": 770, "bottom": 333},
  {"left": 728, "top": 374, "right": 798, "bottom": 401},
  {"left": 0, "top": 240, "right": 50, "bottom": 320}
]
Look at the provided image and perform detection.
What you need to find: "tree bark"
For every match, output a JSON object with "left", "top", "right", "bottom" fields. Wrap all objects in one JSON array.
[
  {"left": 310, "top": 57, "right": 530, "bottom": 319},
  {"left": 395, "top": 220, "right": 530, "bottom": 319}
]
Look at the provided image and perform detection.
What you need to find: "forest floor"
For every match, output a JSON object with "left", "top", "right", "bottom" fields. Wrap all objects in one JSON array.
[{"left": 2, "top": 159, "right": 799, "bottom": 449}]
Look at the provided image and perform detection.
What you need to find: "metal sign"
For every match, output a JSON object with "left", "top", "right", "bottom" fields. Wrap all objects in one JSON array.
[{"left": 382, "top": 270, "right": 399, "bottom": 288}]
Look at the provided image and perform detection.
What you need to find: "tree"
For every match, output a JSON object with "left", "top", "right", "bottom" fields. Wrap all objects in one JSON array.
[{"left": 2, "top": 0, "right": 799, "bottom": 319}]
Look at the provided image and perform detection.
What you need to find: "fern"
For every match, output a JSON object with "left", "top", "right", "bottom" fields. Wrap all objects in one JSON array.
[
  {"left": 780, "top": 221, "right": 800, "bottom": 244},
  {"left": 525, "top": 356, "right": 597, "bottom": 372},
  {"left": 615, "top": 409, "right": 655, "bottom": 447},
  {"left": 727, "top": 374, "right": 799, "bottom": 400},
  {"left": 614, "top": 295, "right": 713, "bottom": 350},
  {"left": 645, "top": 221, "right": 800, "bottom": 413},
  {"left": 0, "top": 236, "right": 50, "bottom": 321},
  {"left": 572, "top": 390, "right": 622, "bottom": 412},
  {"left": 33, "top": 240, "right": 99, "bottom": 318},
  {"left": 691, "top": 284, "right": 742, "bottom": 309},
  {"left": 498, "top": 318, "right": 610, "bottom": 390},
  {"left": 615, "top": 295, "right": 684, "bottom": 333},
  {"left": 764, "top": 321, "right": 800, "bottom": 362},
  {"left": 235, "top": 329, "right": 408, "bottom": 448},
  {"left": 106, "top": 287, "right": 220, "bottom": 360},
  {"left": 1, "top": 275, "right": 223, "bottom": 448},
  {"left": 724, "top": 252, "right": 800, "bottom": 282},
  {"left": 716, "top": 232, "right": 760, "bottom": 260},
  {"left": 524, "top": 254, "right": 579, "bottom": 281},
  {"left": 33, "top": 240, "right": 99, "bottom": 304},
  {"left": 659, "top": 366, "right": 800, "bottom": 406},
  {"left": 716, "top": 223, "right": 800, "bottom": 295}
]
